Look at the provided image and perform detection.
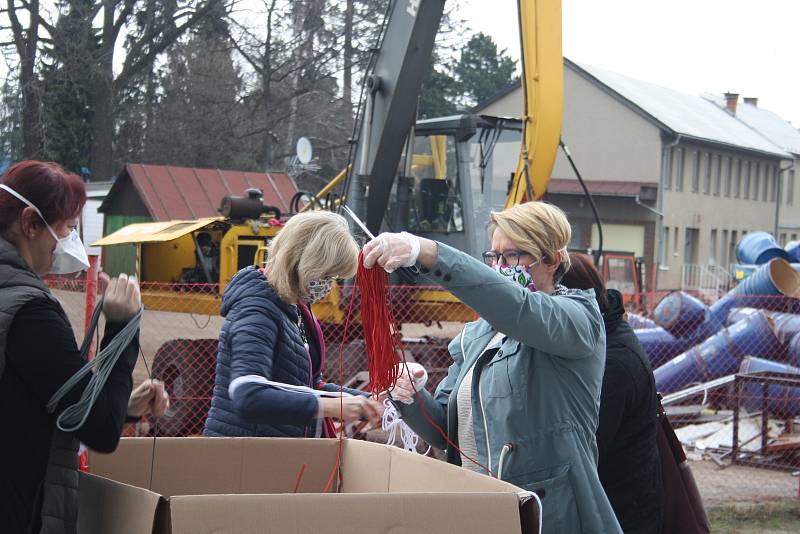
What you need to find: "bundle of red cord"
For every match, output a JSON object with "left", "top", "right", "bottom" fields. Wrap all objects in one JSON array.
[{"left": 356, "top": 251, "right": 403, "bottom": 395}]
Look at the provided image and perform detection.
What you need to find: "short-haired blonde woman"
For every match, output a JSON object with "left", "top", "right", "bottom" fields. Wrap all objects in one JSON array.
[
  {"left": 204, "top": 211, "right": 382, "bottom": 438},
  {"left": 364, "top": 202, "right": 622, "bottom": 534}
]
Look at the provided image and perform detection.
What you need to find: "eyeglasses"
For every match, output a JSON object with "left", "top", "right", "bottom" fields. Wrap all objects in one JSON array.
[{"left": 482, "top": 250, "right": 538, "bottom": 274}]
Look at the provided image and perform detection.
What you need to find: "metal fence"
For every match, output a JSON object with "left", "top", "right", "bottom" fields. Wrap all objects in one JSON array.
[{"left": 47, "top": 276, "right": 800, "bottom": 503}]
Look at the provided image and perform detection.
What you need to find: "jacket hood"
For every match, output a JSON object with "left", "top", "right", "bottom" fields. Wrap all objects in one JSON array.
[
  {"left": 0, "top": 235, "right": 50, "bottom": 294},
  {"left": 602, "top": 289, "right": 625, "bottom": 335},
  {"left": 220, "top": 266, "right": 290, "bottom": 317}
]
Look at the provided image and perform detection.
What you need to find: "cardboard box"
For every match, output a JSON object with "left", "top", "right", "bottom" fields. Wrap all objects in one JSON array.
[{"left": 78, "top": 437, "right": 540, "bottom": 534}]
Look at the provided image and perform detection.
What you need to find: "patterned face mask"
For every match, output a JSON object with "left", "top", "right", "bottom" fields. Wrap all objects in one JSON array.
[
  {"left": 302, "top": 277, "right": 334, "bottom": 304},
  {"left": 494, "top": 264, "right": 538, "bottom": 292}
]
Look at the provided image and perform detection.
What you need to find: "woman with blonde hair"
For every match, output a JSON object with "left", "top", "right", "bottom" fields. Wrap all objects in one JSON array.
[
  {"left": 204, "top": 210, "right": 382, "bottom": 438},
  {"left": 364, "top": 201, "right": 621, "bottom": 533}
]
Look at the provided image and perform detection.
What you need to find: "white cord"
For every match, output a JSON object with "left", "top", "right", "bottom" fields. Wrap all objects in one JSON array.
[{"left": 381, "top": 399, "right": 429, "bottom": 454}]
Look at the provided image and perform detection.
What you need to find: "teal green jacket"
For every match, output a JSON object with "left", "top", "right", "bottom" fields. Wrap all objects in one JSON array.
[{"left": 397, "top": 243, "right": 622, "bottom": 533}]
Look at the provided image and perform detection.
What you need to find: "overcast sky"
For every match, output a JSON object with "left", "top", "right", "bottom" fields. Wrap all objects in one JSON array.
[{"left": 461, "top": 0, "right": 800, "bottom": 127}]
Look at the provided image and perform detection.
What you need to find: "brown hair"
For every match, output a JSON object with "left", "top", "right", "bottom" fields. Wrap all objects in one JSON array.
[{"left": 560, "top": 252, "right": 609, "bottom": 312}]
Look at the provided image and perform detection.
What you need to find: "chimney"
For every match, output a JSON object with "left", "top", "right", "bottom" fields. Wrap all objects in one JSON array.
[
  {"left": 724, "top": 92, "right": 739, "bottom": 115},
  {"left": 743, "top": 97, "right": 758, "bottom": 107}
]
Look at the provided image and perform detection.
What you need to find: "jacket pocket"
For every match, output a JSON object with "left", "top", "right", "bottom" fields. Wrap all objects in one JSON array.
[
  {"left": 514, "top": 464, "right": 581, "bottom": 533},
  {"left": 482, "top": 349, "right": 514, "bottom": 398}
]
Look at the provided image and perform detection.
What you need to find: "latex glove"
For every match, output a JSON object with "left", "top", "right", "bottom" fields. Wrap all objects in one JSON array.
[
  {"left": 362, "top": 232, "right": 420, "bottom": 273},
  {"left": 127, "top": 379, "right": 170, "bottom": 418},
  {"left": 100, "top": 272, "right": 142, "bottom": 323},
  {"left": 388, "top": 363, "right": 428, "bottom": 405}
]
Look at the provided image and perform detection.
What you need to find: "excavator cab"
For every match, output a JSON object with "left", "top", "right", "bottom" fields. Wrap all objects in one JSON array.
[{"left": 388, "top": 115, "right": 524, "bottom": 261}]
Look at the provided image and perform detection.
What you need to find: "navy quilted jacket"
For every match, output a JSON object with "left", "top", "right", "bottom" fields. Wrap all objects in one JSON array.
[{"left": 204, "top": 266, "right": 347, "bottom": 438}]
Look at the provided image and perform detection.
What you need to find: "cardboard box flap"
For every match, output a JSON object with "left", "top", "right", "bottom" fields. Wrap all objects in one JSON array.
[
  {"left": 92, "top": 437, "right": 340, "bottom": 496},
  {"left": 167, "top": 492, "right": 521, "bottom": 534},
  {"left": 77, "top": 472, "right": 160, "bottom": 534},
  {"left": 340, "top": 439, "right": 391, "bottom": 493},
  {"left": 386, "top": 446, "right": 522, "bottom": 493}
]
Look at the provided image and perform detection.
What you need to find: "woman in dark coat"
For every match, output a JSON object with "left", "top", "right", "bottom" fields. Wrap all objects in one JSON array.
[
  {"left": 0, "top": 161, "right": 144, "bottom": 534},
  {"left": 561, "top": 253, "right": 663, "bottom": 533},
  {"left": 204, "top": 210, "right": 382, "bottom": 438}
]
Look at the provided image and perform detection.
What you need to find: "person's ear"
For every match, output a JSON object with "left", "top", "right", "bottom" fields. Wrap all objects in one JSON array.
[{"left": 19, "top": 207, "right": 42, "bottom": 238}]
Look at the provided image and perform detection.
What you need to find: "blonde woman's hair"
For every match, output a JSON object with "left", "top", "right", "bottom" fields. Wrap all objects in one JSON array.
[
  {"left": 487, "top": 201, "right": 572, "bottom": 283},
  {"left": 266, "top": 210, "right": 359, "bottom": 302}
]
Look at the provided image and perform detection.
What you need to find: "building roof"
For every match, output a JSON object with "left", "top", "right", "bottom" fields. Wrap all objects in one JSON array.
[
  {"left": 100, "top": 164, "right": 298, "bottom": 221},
  {"left": 703, "top": 94, "right": 800, "bottom": 156},
  {"left": 546, "top": 178, "right": 655, "bottom": 197},
  {"left": 568, "top": 59, "right": 791, "bottom": 159}
]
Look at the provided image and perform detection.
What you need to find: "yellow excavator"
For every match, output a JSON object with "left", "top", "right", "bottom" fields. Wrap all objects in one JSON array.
[{"left": 93, "top": 0, "right": 565, "bottom": 435}]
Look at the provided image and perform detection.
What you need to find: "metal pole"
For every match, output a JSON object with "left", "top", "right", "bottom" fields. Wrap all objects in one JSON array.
[
  {"left": 732, "top": 375, "right": 740, "bottom": 464},
  {"left": 83, "top": 255, "right": 100, "bottom": 362},
  {"left": 761, "top": 381, "right": 768, "bottom": 454}
]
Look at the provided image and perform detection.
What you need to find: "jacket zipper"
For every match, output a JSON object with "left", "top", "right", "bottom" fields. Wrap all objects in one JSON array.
[
  {"left": 476, "top": 333, "right": 505, "bottom": 477},
  {"left": 477, "top": 370, "right": 493, "bottom": 472}
]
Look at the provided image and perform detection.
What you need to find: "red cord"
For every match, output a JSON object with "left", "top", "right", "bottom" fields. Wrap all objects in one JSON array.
[
  {"left": 356, "top": 253, "right": 403, "bottom": 395},
  {"left": 323, "top": 254, "right": 494, "bottom": 490}
]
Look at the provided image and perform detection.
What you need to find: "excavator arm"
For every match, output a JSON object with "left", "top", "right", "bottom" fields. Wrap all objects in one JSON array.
[
  {"left": 505, "top": 0, "right": 563, "bottom": 207},
  {"left": 341, "top": 0, "right": 563, "bottom": 231}
]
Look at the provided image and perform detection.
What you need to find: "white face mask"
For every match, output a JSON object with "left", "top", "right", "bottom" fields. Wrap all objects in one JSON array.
[{"left": 0, "top": 184, "right": 90, "bottom": 274}]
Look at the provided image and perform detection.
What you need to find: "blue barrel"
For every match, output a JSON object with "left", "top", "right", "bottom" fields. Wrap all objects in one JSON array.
[
  {"left": 739, "top": 357, "right": 800, "bottom": 417},
  {"left": 636, "top": 327, "right": 690, "bottom": 368},
  {"left": 653, "top": 291, "right": 709, "bottom": 338},
  {"left": 790, "top": 333, "right": 800, "bottom": 368},
  {"left": 709, "top": 259, "right": 800, "bottom": 324},
  {"left": 628, "top": 312, "right": 656, "bottom": 330},
  {"left": 655, "top": 311, "right": 780, "bottom": 394},
  {"left": 784, "top": 241, "right": 800, "bottom": 263},
  {"left": 771, "top": 313, "right": 800, "bottom": 345},
  {"left": 726, "top": 307, "right": 759, "bottom": 325},
  {"left": 736, "top": 232, "right": 791, "bottom": 265}
]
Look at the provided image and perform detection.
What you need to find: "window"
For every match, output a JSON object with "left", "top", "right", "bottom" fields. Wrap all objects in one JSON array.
[
  {"left": 673, "top": 227, "right": 680, "bottom": 258},
  {"left": 743, "top": 161, "right": 751, "bottom": 200},
  {"left": 674, "top": 149, "right": 684, "bottom": 192},
  {"left": 660, "top": 226, "right": 669, "bottom": 265},
  {"left": 709, "top": 229, "right": 718, "bottom": 264},
  {"left": 721, "top": 229, "right": 729, "bottom": 265},
  {"left": 684, "top": 228, "right": 699, "bottom": 264},
  {"left": 702, "top": 153, "right": 712, "bottom": 194},
  {"left": 753, "top": 163, "right": 761, "bottom": 201},
  {"left": 788, "top": 169, "right": 795, "bottom": 206},
  {"left": 762, "top": 165, "right": 770, "bottom": 201},
  {"left": 714, "top": 155, "right": 722, "bottom": 196},
  {"left": 772, "top": 170, "right": 778, "bottom": 202},
  {"left": 734, "top": 159, "right": 742, "bottom": 198},
  {"left": 780, "top": 233, "right": 787, "bottom": 247},
  {"left": 691, "top": 151, "right": 700, "bottom": 193},
  {"left": 724, "top": 157, "right": 732, "bottom": 197},
  {"left": 730, "top": 230, "right": 738, "bottom": 265}
]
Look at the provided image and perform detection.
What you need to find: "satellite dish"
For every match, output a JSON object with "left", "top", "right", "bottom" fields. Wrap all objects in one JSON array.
[{"left": 296, "top": 137, "right": 313, "bottom": 164}]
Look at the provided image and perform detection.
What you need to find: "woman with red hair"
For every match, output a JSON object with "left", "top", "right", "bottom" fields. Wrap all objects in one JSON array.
[{"left": 0, "top": 161, "right": 147, "bottom": 534}]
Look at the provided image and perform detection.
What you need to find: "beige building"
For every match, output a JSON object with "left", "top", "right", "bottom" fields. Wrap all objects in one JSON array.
[{"left": 477, "top": 59, "right": 795, "bottom": 290}]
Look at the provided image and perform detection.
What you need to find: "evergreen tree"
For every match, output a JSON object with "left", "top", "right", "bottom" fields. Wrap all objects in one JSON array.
[
  {"left": 39, "top": 0, "right": 97, "bottom": 173},
  {"left": 454, "top": 32, "right": 517, "bottom": 109},
  {"left": 0, "top": 76, "right": 24, "bottom": 162}
]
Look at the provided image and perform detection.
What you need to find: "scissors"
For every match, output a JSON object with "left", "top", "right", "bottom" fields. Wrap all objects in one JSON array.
[{"left": 341, "top": 205, "right": 420, "bottom": 282}]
